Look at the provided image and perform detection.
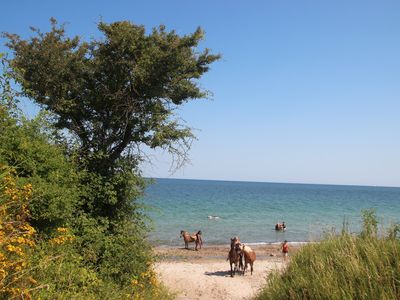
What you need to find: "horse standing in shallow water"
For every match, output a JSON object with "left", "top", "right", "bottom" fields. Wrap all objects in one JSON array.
[
  {"left": 180, "top": 230, "right": 203, "bottom": 250},
  {"left": 227, "top": 237, "right": 243, "bottom": 277}
]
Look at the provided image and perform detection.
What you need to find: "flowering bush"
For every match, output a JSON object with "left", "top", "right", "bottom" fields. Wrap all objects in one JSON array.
[
  {"left": 49, "top": 227, "right": 74, "bottom": 245},
  {"left": 0, "top": 166, "right": 36, "bottom": 299},
  {"left": 131, "top": 266, "right": 160, "bottom": 299}
]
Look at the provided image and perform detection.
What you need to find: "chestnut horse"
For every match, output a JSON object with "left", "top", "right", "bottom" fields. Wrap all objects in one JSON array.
[
  {"left": 238, "top": 244, "right": 256, "bottom": 275},
  {"left": 227, "top": 237, "right": 243, "bottom": 277},
  {"left": 180, "top": 230, "right": 203, "bottom": 250}
]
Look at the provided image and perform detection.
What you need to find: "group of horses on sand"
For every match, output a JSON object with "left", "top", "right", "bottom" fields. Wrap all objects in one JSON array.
[
  {"left": 180, "top": 230, "right": 256, "bottom": 277},
  {"left": 228, "top": 236, "right": 256, "bottom": 277}
]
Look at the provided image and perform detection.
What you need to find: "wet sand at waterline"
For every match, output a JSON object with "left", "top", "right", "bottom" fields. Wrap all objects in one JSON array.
[{"left": 154, "top": 244, "right": 302, "bottom": 300}]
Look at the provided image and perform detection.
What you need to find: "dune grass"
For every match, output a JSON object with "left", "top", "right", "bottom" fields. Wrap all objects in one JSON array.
[{"left": 256, "top": 210, "right": 400, "bottom": 300}]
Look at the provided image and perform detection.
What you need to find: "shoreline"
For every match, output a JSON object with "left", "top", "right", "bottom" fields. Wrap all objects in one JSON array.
[
  {"left": 154, "top": 243, "right": 304, "bottom": 262},
  {"left": 154, "top": 243, "right": 304, "bottom": 300},
  {"left": 153, "top": 240, "right": 310, "bottom": 248}
]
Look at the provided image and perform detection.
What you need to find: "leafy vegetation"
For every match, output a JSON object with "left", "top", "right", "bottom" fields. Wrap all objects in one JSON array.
[
  {"left": 1, "top": 17, "right": 218, "bottom": 299},
  {"left": 0, "top": 108, "right": 81, "bottom": 233},
  {"left": 0, "top": 165, "right": 171, "bottom": 299},
  {"left": 0, "top": 166, "right": 35, "bottom": 298},
  {"left": 256, "top": 210, "right": 400, "bottom": 300}
]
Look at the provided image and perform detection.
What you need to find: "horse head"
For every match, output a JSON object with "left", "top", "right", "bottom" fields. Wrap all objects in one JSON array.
[
  {"left": 235, "top": 242, "right": 243, "bottom": 255},
  {"left": 231, "top": 236, "right": 240, "bottom": 243}
]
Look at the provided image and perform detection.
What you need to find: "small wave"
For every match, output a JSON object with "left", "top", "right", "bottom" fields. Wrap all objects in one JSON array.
[
  {"left": 241, "top": 241, "right": 281, "bottom": 246},
  {"left": 151, "top": 240, "right": 314, "bottom": 247}
]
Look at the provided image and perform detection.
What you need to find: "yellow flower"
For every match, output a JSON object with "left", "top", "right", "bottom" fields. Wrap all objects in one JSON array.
[{"left": 0, "top": 171, "right": 38, "bottom": 294}]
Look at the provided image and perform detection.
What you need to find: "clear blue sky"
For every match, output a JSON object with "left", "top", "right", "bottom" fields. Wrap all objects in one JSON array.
[{"left": 1, "top": 1, "right": 399, "bottom": 187}]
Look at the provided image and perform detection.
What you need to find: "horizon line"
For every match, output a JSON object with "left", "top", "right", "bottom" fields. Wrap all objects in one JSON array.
[{"left": 145, "top": 176, "right": 400, "bottom": 189}]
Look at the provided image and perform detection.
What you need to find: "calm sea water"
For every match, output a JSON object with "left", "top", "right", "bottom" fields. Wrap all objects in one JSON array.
[{"left": 142, "top": 179, "right": 400, "bottom": 246}]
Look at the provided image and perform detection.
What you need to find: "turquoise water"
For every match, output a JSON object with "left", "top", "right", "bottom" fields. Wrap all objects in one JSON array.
[{"left": 142, "top": 179, "right": 400, "bottom": 246}]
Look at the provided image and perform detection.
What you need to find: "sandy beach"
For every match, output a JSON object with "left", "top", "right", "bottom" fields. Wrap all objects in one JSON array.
[{"left": 155, "top": 244, "right": 302, "bottom": 300}]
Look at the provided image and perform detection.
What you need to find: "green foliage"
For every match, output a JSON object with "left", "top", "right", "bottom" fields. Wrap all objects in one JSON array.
[
  {"left": 70, "top": 213, "right": 151, "bottom": 284},
  {"left": 5, "top": 18, "right": 220, "bottom": 174},
  {"left": 30, "top": 239, "right": 102, "bottom": 299},
  {"left": 79, "top": 158, "right": 147, "bottom": 219},
  {"left": 29, "top": 231, "right": 173, "bottom": 300},
  {"left": 256, "top": 214, "right": 400, "bottom": 300},
  {"left": 0, "top": 105, "right": 81, "bottom": 233},
  {"left": 0, "top": 54, "right": 19, "bottom": 115},
  {"left": 360, "top": 208, "right": 378, "bottom": 239},
  {"left": 0, "top": 106, "right": 172, "bottom": 299}
]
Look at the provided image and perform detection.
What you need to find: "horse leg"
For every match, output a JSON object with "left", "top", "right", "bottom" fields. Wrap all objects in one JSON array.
[
  {"left": 230, "top": 262, "right": 234, "bottom": 277},
  {"left": 239, "top": 254, "right": 244, "bottom": 274},
  {"left": 250, "top": 262, "right": 253, "bottom": 275}
]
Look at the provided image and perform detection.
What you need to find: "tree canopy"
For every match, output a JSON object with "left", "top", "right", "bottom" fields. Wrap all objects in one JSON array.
[{"left": 5, "top": 18, "right": 220, "bottom": 173}]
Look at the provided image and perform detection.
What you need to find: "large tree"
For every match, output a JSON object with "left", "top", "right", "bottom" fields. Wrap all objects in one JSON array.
[
  {"left": 4, "top": 19, "right": 219, "bottom": 220},
  {"left": 5, "top": 18, "right": 220, "bottom": 174}
]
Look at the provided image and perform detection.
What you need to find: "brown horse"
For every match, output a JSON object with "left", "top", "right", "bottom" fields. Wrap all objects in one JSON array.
[
  {"left": 239, "top": 244, "right": 256, "bottom": 275},
  {"left": 227, "top": 237, "right": 243, "bottom": 277},
  {"left": 180, "top": 230, "right": 203, "bottom": 250}
]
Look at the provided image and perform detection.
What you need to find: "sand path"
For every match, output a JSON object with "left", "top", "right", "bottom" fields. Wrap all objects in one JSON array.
[{"left": 155, "top": 245, "right": 298, "bottom": 300}]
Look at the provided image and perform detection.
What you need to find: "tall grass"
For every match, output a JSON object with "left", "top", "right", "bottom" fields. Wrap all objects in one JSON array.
[{"left": 256, "top": 210, "right": 400, "bottom": 300}]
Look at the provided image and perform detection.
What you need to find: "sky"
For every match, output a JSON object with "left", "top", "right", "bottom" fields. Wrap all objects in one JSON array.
[{"left": 1, "top": 1, "right": 399, "bottom": 187}]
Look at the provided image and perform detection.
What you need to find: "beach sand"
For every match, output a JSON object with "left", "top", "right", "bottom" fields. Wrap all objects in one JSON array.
[{"left": 155, "top": 244, "right": 302, "bottom": 300}]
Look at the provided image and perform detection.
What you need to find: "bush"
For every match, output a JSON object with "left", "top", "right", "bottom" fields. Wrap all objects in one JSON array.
[
  {"left": 0, "top": 165, "right": 172, "bottom": 300},
  {"left": 29, "top": 236, "right": 172, "bottom": 300},
  {"left": 0, "top": 108, "right": 81, "bottom": 232},
  {"left": 0, "top": 166, "right": 36, "bottom": 299},
  {"left": 0, "top": 104, "right": 172, "bottom": 299}
]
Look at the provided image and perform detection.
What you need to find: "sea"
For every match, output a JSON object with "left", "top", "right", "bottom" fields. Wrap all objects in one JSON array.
[{"left": 142, "top": 178, "right": 400, "bottom": 246}]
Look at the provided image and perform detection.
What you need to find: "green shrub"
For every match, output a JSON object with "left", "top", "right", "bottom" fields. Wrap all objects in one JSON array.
[
  {"left": 0, "top": 103, "right": 173, "bottom": 299},
  {"left": 0, "top": 108, "right": 81, "bottom": 232},
  {"left": 28, "top": 230, "right": 172, "bottom": 300}
]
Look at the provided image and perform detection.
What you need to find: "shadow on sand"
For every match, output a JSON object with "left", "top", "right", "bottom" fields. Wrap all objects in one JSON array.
[{"left": 204, "top": 270, "right": 232, "bottom": 277}]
